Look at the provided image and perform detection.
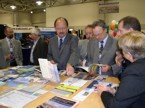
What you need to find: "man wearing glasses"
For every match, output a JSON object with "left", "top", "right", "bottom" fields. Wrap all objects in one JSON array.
[
  {"left": 86, "top": 19, "right": 118, "bottom": 75},
  {"left": 102, "top": 16, "right": 141, "bottom": 77}
]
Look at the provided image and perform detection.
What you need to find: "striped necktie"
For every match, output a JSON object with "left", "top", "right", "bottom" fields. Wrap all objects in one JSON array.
[
  {"left": 9, "top": 39, "right": 14, "bottom": 59},
  {"left": 98, "top": 41, "right": 104, "bottom": 61},
  {"left": 98, "top": 41, "right": 104, "bottom": 75}
]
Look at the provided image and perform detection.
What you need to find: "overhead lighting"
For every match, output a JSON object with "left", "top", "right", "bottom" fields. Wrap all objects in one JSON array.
[
  {"left": 30, "top": 11, "right": 33, "bottom": 14},
  {"left": 10, "top": 5, "right": 16, "bottom": 10},
  {"left": 36, "top": 1, "right": 43, "bottom": 5},
  {"left": 43, "top": 9, "right": 46, "bottom": 12}
]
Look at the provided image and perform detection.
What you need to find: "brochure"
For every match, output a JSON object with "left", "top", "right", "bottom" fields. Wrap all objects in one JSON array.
[
  {"left": 38, "top": 59, "right": 60, "bottom": 83},
  {"left": 37, "top": 96, "right": 78, "bottom": 108}
]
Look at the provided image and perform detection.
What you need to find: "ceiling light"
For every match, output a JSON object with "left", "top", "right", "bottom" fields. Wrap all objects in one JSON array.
[
  {"left": 36, "top": 1, "right": 43, "bottom": 5},
  {"left": 43, "top": 9, "right": 46, "bottom": 12},
  {"left": 30, "top": 11, "right": 33, "bottom": 14},
  {"left": 10, "top": 5, "right": 16, "bottom": 10}
]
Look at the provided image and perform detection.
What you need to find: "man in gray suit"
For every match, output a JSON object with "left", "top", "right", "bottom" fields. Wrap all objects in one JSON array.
[
  {"left": 103, "top": 16, "right": 141, "bottom": 76},
  {"left": 0, "top": 26, "right": 23, "bottom": 66},
  {"left": 87, "top": 20, "right": 118, "bottom": 75},
  {"left": 48, "top": 17, "right": 79, "bottom": 76}
]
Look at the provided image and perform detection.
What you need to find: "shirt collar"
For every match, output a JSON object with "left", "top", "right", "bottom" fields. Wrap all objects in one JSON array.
[
  {"left": 99, "top": 34, "right": 108, "bottom": 45},
  {"left": 6, "top": 37, "right": 14, "bottom": 42},
  {"left": 102, "top": 35, "right": 108, "bottom": 44},
  {"left": 99, "top": 35, "right": 108, "bottom": 47},
  {"left": 58, "top": 36, "right": 66, "bottom": 41}
]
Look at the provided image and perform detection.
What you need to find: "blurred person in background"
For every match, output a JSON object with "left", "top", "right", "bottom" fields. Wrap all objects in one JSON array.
[
  {"left": 0, "top": 26, "right": 23, "bottom": 66},
  {"left": 29, "top": 27, "right": 48, "bottom": 65}
]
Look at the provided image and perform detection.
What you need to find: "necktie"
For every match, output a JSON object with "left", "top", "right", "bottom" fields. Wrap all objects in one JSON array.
[
  {"left": 9, "top": 39, "right": 14, "bottom": 60},
  {"left": 99, "top": 41, "right": 104, "bottom": 54},
  {"left": 98, "top": 41, "right": 104, "bottom": 75},
  {"left": 59, "top": 39, "right": 63, "bottom": 50},
  {"left": 99, "top": 41, "right": 104, "bottom": 60}
]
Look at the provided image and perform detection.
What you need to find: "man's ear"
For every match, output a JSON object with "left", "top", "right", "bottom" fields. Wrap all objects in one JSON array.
[
  {"left": 104, "top": 28, "right": 107, "bottom": 33},
  {"left": 129, "top": 28, "right": 134, "bottom": 32}
]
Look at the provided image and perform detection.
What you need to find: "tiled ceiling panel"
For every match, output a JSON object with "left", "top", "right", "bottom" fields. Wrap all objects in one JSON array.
[{"left": 0, "top": 0, "right": 101, "bottom": 12}]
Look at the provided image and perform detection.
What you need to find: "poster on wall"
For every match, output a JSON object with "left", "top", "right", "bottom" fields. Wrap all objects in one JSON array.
[
  {"left": 39, "top": 27, "right": 55, "bottom": 39},
  {"left": 13, "top": 27, "right": 56, "bottom": 39},
  {"left": 99, "top": 2, "right": 119, "bottom": 14}
]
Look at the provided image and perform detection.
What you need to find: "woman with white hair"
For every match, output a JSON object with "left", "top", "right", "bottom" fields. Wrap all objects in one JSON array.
[{"left": 96, "top": 31, "right": 145, "bottom": 108}]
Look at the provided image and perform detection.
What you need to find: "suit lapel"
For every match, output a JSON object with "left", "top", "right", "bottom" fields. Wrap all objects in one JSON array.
[
  {"left": 55, "top": 37, "right": 59, "bottom": 56},
  {"left": 59, "top": 34, "right": 70, "bottom": 54},
  {"left": 4, "top": 38, "right": 10, "bottom": 54},
  {"left": 12, "top": 40, "right": 16, "bottom": 55},
  {"left": 101, "top": 36, "right": 112, "bottom": 59},
  {"left": 33, "top": 38, "right": 41, "bottom": 53},
  {"left": 94, "top": 40, "right": 100, "bottom": 62}
]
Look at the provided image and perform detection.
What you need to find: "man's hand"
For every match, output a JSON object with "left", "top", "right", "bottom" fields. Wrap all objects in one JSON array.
[
  {"left": 50, "top": 60, "right": 56, "bottom": 64},
  {"left": 5, "top": 54, "right": 11, "bottom": 61},
  {"left": 115, "top": 51, "right": 124, "bottom": 67},
  {"left": 95, "top": 84, "right": 116, "bottom": 96},
  {"left": 101, "top": 65, "right": 111, "bottom": 72},
  {"left": 66, "top": 64, "right": 75, "bottom": 76}
]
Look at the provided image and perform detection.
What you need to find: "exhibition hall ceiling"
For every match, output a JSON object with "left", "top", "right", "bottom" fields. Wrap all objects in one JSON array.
[{"left": 0, "top": 0, "right": 104, "bottom": 12}]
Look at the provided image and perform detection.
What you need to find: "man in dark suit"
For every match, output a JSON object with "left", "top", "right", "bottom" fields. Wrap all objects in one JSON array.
[
  {"left": 48, "top": 17, "right": 79, "bottom": 76},
  {"left": 29, "top": 28, "right": 48, "bottom": 65},
  {"left": 87, "top": 20, "right": 118, "bottom": 75}
]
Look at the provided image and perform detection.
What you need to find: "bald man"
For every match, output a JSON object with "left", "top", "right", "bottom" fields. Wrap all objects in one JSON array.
[
  {"left": 48, "top": 17, "right": 79, "bottom": 75},
  {"left": 0, "top": 26, "right": 23, "bottom": 66}
]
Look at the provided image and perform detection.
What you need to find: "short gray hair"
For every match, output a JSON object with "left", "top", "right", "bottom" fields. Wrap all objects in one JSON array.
[{"left": 31, "top": 28, "right": 41, "bottom": 36}]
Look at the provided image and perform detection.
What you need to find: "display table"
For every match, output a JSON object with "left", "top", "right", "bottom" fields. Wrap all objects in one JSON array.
[
  {"left": 0, "top": 68, "right": 119, "bottom": 108},
  {"left": 24, "top": 75, "right": 119, "bottom": 108}
]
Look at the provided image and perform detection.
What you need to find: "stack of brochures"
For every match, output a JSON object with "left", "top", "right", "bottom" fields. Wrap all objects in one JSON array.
[
  {"left": 38, "top": 59, "right": 60, "bottom": 83},
  {"left": 51, "top": 78, "right": 87, "bottom": 97},
  {"left": 16, "top": 65, "right": 39, "bottom": 74},
  {"left": 0, "top": 91, "right": 37, "bottom": 108},
  {"left": 73, "top": 78, "right": 112, "bottom": 101},
  {"left": 37, "top": 96, "right": 78, "bottom": 108}
]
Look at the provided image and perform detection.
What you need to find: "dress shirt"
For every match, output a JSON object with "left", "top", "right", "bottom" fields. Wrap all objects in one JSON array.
[{"left": 30, "top": 40, "right": 38, "bottom": 63}]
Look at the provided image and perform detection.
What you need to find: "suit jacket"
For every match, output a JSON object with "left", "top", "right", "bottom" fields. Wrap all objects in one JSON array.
[
  {"left": 0, "top": 43, "right": 7, "bottom": 68},
  {"left": 0, "top": 38, "right": 23, "bottom": 66},
  {"left": 101, "top": 58, "right": 145, "bottom": 108},
  {"left": 48, "top": 34, "right": 79, "bottom": 70},
  {"left": 32, "top": 37, "right": 48, "bottom": 65},
  {"left": 87, "top": 35, "right": 118, "bottom": 75}
]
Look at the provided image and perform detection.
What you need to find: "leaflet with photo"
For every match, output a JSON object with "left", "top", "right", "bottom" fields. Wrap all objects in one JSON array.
[{"left": 37, "top": 96, "right": 78, "bottom": 108}]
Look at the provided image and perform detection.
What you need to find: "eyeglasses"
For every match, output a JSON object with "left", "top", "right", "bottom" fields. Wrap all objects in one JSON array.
[{"left": 94, "top": 30, "right": 104, "bottom": 37}]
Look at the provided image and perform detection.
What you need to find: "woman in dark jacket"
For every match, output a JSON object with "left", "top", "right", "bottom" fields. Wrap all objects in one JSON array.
[{"left": 96, "top": 31, "right": 145, "bottom": 108}]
